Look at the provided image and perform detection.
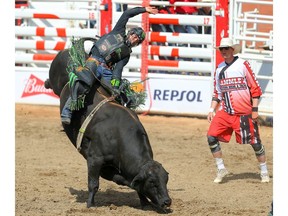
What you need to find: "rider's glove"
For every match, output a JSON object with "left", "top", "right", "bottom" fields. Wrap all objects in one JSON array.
[
  {"left": 111, "top": 78, "right": 120, "bottom": 88},
  {"left": 111, "top": 78, "right": 121, "bottom": 96}
]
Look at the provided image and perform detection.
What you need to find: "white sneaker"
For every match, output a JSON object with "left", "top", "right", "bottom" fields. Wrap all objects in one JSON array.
[
  {"left": 261, "top": 172, "right": 270, "bottom": 183},
  {"left": 214, "top": 169, "right": 229, "bottom": 183}
]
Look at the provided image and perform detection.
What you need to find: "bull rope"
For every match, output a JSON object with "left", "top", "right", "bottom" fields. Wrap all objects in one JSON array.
[{"left": 76, "top": 96, "right": 115, "bottom": 151}]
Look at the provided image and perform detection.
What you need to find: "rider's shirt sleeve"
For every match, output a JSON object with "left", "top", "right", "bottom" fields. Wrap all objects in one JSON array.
[
  {"left": 112, "top": 56, "right": 130, "bottom": 80},
  {"left": 112, "top": 7, "right": 147, "bottom": 33}
]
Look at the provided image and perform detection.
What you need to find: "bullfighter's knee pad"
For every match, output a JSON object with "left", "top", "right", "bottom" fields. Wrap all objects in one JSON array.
[
  {"left": 251, "top": 143, "right": 265, "bottom": 156},
  {"left": 207, "top": 136, "right": 221, "bottom": 153}
]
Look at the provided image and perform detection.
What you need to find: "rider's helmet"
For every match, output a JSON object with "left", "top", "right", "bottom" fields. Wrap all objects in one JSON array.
[{"left": 126, "top": 27, "right": 146, "bottom": 47}]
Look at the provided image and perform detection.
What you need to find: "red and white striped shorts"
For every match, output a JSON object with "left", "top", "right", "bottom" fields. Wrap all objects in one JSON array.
[{"left": 207, "top": 109, "right": 261, "bottom": 144}]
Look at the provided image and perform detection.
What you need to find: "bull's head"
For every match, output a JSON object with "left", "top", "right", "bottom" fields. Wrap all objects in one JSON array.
[{"left": 131, "top": 160, "right": 172, "bottom": 213}]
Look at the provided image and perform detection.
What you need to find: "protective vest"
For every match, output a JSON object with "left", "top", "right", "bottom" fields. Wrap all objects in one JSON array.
[{"left": 95, "top": 33, "right": 132, "bottom": 65}]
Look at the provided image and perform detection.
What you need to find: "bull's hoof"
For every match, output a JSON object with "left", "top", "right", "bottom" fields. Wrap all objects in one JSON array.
[
  {"left": 87, "top": 196, "right": 95, "bottom": 208},
  {"left": 86, "top": 201, "right": 95, "bottom": 208}
]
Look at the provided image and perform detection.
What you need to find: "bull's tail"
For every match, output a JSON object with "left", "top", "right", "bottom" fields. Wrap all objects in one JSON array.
[{"left": 44, "top": 79, "right": 51, "bottom": 89}]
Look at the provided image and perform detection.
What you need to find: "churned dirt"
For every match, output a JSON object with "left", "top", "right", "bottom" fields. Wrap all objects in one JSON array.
[{"left": 15, "top": 104, "right": 273, "bottom": 216}]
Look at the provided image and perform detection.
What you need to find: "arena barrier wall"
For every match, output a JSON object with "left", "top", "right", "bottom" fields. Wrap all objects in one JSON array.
[{"left": 15, "top": 66, "right": 212, "bottom": 116}]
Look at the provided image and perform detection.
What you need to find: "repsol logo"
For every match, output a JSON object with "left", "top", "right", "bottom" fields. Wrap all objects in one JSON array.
[{"left": 154, "top": 89, "right": 203, "bottom": 102}]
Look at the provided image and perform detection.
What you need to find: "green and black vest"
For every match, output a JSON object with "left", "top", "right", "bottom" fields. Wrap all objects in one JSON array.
[{"left": 95, "top": 33, "right": 132, "bottom": 65}]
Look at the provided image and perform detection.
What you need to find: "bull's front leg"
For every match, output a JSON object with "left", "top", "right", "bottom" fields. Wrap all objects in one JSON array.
[{"left": 86, "top": 155, "right": 103, "bottom": 208}]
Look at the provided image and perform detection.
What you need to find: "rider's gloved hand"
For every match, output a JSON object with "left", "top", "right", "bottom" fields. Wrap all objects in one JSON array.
[
  {"left": 111, "top": 78, "right": 120, "bottom": 87},
  {"left": 111, "top": 78, "right": 121, "bottom": 96}
]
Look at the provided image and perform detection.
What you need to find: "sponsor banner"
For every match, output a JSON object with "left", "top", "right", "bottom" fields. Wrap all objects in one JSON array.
[
  {"left": 15, "top": 69, "right": 213, "bottom": 116},
  {"left": 15, "top": 70, "right": 60, "bottom": 105},
  {"left": 125, "top": 74, "right": 212, "bottom": 116}
]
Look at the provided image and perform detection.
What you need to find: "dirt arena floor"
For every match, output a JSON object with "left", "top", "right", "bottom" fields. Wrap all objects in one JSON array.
[{"left": 15, "top": 104, "right": 273, "bottom": 216}]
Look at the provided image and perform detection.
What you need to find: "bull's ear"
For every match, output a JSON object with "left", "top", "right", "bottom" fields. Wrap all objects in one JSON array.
[{"left": 131, "top": 172, "right": 145, "bottom": 190}]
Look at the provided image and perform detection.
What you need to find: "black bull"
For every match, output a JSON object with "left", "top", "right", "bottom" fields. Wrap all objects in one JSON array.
[{"left": 45, "top": 39, "right": 172, "bottom": 212}]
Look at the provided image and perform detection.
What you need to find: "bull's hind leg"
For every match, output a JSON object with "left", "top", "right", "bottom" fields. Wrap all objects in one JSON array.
[{"left": 86, "top": 155, "right": 103, "bottom": 208}]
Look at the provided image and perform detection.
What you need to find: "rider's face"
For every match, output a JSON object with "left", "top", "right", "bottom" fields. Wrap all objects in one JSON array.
[{"left": 128, "top": 33, "right": 140, "bottom": 47}]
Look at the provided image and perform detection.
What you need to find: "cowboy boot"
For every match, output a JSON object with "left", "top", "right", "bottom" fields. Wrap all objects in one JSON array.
[{"left": 61, "top": 97, "right": 72, "bottom": 125}]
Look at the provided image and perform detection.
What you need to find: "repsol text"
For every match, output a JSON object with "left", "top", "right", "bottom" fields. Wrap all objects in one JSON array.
[{"left": 154, "top": 90, "right": 203, "bottom": 102}]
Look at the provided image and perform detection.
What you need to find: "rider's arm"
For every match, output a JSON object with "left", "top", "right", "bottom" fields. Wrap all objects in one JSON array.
[
  {"left": 111, "top": 57, "right": 130, "bottom": 81},
  {"left": 112, "top": 7, "right": 158, "bottom": 32}
]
